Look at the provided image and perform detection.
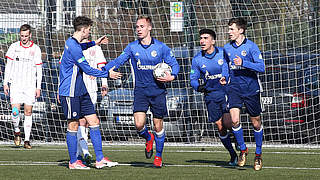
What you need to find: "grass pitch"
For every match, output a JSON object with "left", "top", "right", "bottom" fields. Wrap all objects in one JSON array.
[{"left": 0, "top": 144, "right": 320, "bottom": 180}]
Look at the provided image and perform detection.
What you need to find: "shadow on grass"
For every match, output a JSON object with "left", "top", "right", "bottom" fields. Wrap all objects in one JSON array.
[{"left": 186, "top": 159, "right": 253, "bottom": 170}]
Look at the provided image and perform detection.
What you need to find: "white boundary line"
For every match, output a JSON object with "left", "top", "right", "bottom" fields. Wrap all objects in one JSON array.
[
  {"left": 0, "top": 161, "right": 319, "bottom": 170},
  {"left": 0, "top": 148, "right": 320, "bottom": 155}
]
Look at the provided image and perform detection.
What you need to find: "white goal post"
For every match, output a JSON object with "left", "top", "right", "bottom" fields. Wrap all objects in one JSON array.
[{"left": 0, "top": 0, "right": 319, "bottom": 146}]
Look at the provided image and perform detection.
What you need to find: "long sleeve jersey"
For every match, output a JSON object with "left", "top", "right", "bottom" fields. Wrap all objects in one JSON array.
[
  {"left": 82, "top": 44, "right": 108, "bottom": 93},
  {"left": 4, "top": 41, "right": 42, "bottom": 90},
  {"left": 190, "top": 47, "right": 229, "bottom": 98},
  {"left": 105, "top": 38, "right": 179, "bottom": 91},
  {"left": 59, "top": 37, "right": 110, "bottom": 97},
  {"left": 224, "top": 38, "right": 265, "bottom": 95}
]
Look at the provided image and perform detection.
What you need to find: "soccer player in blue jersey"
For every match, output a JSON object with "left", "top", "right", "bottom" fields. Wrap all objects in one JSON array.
[
  {"left": 58, "top": 16, "right": 121, "bottom": 169},
  {"left": 105, "top": 16, "right": 179, "bottom": 168},
  {"left": 224, "top": 17, "right": 265, "bottom": 170},
  {"left": 190, "top": 29, "right": 238, "bottom": 166}
]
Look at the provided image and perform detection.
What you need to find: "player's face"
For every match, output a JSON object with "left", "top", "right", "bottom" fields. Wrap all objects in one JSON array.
[
  {"left": 200, "top": 34, "right": 215, "bottom": 52},
  {"left": 228, "top": 23, "right": 243, "bottom": 41},
  {"left": 20, "top": 30, "right": 31, "bottom": 45},
  {"left": 83, "top": 26, "right": 91, "bottom": 39},
  {"left": 136, "top": 19, "right": 151, "bottom": 39}
]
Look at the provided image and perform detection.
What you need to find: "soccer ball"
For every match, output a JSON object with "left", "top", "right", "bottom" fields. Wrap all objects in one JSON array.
[{"left": 153, "top": 63, "right": 172, "bottom": 79}]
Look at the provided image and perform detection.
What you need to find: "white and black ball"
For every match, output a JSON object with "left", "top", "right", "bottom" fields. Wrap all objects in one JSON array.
[{"left": 153, "top": 63, "right": 172, "bottom": 79}]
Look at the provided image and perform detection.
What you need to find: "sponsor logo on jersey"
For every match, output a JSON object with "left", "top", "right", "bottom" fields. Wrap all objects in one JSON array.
[
  {"left": 241, "top": 50, "right": 247, "bottom": 56},
  {"left": 135, "top": 52, "right": 139, "bottom": 56},
  {"left": 151, "top": 50, "right": 157, "bottom": 57},
  {"left": 205, "top": 70, "right": 222, "bottom": 80},
  {"left": 259, "top": 54, "right": 263, "bottom": 59},
  {"left": 77, "top": 56, "right": 85, "bottom": 63},
  {"left": 16, "top": 57, "right": 19, "bottom": 61},
  {"left": 137, "top": 59, "right": 156, "bottom": 70},
  {"left": 218, "top": 59, "right": 224, "bottom": 65},
  {"left": 201, "top": 64, "right": 206, "bottom": 68}
]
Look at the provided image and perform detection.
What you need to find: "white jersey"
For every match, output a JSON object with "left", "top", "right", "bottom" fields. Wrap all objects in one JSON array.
[
  {"left": 82, "top": 45, "right": 108, "bottom": 93},
  {"left": 4, "top": 41, "right": 42, "bottom": 90}
]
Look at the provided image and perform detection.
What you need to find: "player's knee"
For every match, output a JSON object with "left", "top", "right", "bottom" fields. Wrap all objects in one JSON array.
[
  {"left": 135, "top": 122, "right": 145, "bottom": 131},
  {"left": 12, "top": 107, "right": 19, "bottom": 117}
]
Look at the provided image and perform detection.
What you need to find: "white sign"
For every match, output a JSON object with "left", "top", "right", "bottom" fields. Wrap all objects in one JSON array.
[{"left": 170, "top": 2, "right": 184, "bottom": 32}]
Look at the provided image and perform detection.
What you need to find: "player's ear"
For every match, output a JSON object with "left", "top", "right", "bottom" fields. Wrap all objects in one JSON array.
[{"left": 239, "top": 28, "right": 244, "bottom": 34}]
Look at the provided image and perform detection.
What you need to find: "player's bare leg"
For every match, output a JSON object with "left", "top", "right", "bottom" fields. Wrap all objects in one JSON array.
[
  {"left": 251, "top": 116, "right": 263, "bottom": 170},
  {"left": 153, "top": 118, "right": 164, "bottom": 168},
  {"left": 11, "top": 104, "right": 21, "bottom": 146},
  {"left": 86, "top": 114, "right": 118, "bottom": 168},
  {"left": 134, "top": 112, "right": 154, "bottom": 159},
  {"left": 23, "top": 105, "right": 33, "bottom": 149},
  {"left": 230, "top": 108, "right": 248, "bottom": 167}
]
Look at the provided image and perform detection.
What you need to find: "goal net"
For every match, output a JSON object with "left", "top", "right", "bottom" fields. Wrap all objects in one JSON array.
[{"left": 0, "top": 0, "right": 319, "bottom": 146}]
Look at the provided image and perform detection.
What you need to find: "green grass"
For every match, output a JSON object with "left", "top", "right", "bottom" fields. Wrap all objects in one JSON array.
[{"left": 0, "top": 145, "right": 320, "bottom": 180}]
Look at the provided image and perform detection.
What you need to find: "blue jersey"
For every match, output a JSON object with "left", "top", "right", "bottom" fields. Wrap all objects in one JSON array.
[
  {"left": 59, "top": 37, "right": 110, "bottom": 97},
  {"left": 224, "top": 39, "right": 265, "bottom": 95},
  {"left": 106, "top": 38, "right": 179, "bottom": 91},
  {"left": 190, "top": 47, "right": 229, "bottom": 98}
]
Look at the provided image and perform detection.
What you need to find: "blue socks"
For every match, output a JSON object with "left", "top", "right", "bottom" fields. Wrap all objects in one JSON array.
[
  {"left": 154, "top": 129, "right": 165, "bottom": 157},
  {"left": 89, "top": 125, "right": 104, "bottom": 162},
  {"left": 137, "top": 125, "right": 151, "bottom": 141},
  {"left": 219, "top": 133, "right": 237, "bottom": 157},
  {"left": 66, "top": 130, "right": 77, "bottom": 163},
  {"left": 232, "top": 124, "right": 247, "bottom": 151},
  {"left": 254, "top": 127, "right": 263, "bottom": 155}
]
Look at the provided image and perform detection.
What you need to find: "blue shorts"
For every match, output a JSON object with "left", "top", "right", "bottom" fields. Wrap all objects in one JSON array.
[
  {"left": 59, "top": 93, "right": 96, "bottom": 120},
  {"left": 133, "top": 87, "right": 167, "bottom": 119},
  {"left": 227, "top": 86, "right": 262, "bottom": 117},
  {"left": 205, "top": 95, "right": 228, "bottom": 123}
]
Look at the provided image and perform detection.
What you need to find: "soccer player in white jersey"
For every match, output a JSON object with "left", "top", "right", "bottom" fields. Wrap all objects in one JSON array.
[
  {"left": 76, "top": 38, "right": 109, "bottom": 165},
  {"left": 3, "top": 24, "right": 42, "bottom": 149}
]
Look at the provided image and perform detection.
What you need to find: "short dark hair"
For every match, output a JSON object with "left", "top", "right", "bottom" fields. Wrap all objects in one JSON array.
[
  {"left": 73, "top": 16, "right": 93, "bottom": 31},
  {"left": 20, "top": 24, "right": 32, "bottom": 33},
  {"left": 199, "top": 29, "right": 216, "bottom": 40},
  {"left": 228, "top": 17, "right": 247, "bottom": 34},
  {"left": 137, "top": 15, "right": 152, "bottom": 26}
]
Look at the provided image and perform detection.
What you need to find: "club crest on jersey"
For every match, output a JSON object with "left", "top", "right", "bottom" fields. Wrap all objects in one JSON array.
[
  {"left": 29, "top": 51, "right": 35, "bottom": 57},
  {"left": 190, "top": 69, "right": 195, "bottom": 74},
  {"left": 89, "top": 50, "right": 96, "bottom": 56},
  {"left": 73, "top": 112, "right": 77, "bottom": 117},
  {"left": 241, "top": 50, "right": 247, "bottom": 56},
  {"left": 151, "top": 50, "right": 157, "bottom": 57},
  {"left": 259, "top": 54, "right": 263, "bottom": 59},
  {"left": 201, "top": 64, "right": 206, "bottom": 68},
  {"left": 218, "top": 59, "right": 224, "bottom": 65}
]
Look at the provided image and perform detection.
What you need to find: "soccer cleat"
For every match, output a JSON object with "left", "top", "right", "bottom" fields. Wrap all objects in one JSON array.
[
  {"left": 145, "top": 132, "right": 154, "bottom": 159},
  {"left": 23, "top": 141, "right": 32, "bottom": 149},
  {"left": 14, "top": 132, "right": 21, "bottom": 146},
  {"left": 69, "top": 160, "right": 90, "bottom": 170},
  {"left": 153, "top": 156, "right": 162, "bottom": 168},
  {"left": 238, "top": 148, "right": 248, "bottom": 167},
  {"left": 228, "top": 155, "right": 238, "bottom": 166},
  {"left": 254, "top": 155, "right": 263, "bottom": 171},
  {"left": 84, "top": 153, "right": 92, "bottom": 166},
  {"left": 95, "top": 157, "right": 119, "bottom": 169}
]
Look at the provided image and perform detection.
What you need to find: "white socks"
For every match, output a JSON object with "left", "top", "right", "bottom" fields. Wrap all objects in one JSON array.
[
  {"left": 77, "top": 126, "right": 90, "bottom": 156},
  {"left": 24, "top": 115, "right": 32, "bottom": 141}
]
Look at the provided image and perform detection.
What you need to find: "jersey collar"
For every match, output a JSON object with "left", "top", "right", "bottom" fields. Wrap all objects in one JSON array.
[
  {"left": 230, "top": 38, "right": 247, "bottom": 48},
  {"left": 138, "top": 37, "right": 154, "bottom": 49},
  {"left": 201, "top": 46, "right": 219, "bottom": 59},
  {"left": 20, "top": 41, "right": 34, "bottom": 48}
]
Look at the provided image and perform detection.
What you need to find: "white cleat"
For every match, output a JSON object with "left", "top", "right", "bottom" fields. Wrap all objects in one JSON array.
[{"left": 95, "top": 157, "right": 118, "bottom": 169}]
